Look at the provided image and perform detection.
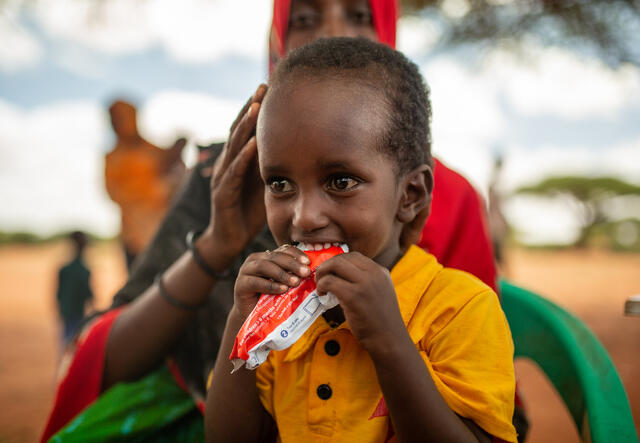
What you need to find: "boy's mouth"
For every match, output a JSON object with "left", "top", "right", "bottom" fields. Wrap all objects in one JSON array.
[{"left": 294, "top": 241, "right": 349, "bottom": 252}]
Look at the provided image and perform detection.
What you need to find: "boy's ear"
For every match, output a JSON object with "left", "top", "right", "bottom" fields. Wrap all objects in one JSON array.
[{"left": 397, "top": 164, "right": 434, "bottom": 249}]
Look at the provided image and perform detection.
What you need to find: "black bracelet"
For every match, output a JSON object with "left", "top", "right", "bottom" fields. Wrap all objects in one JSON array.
[
  {"left": 186, "top": 230, "right": 231, "bottom": 280},
  {"left": 155, "top": 273, "right": 206, "bottom": 311}
]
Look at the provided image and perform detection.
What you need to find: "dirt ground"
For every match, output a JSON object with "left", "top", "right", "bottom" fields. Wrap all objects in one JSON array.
[{"left": 0, "top": 241, "right": 638, "bottom": 442}]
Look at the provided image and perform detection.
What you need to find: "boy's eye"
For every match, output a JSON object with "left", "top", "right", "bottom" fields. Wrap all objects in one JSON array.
[
  {"left": 268, "top": 178, "right": 294, "bottom": 194},
  {"left": 326, "top": 175, "right": 360, "bottom": 192}
]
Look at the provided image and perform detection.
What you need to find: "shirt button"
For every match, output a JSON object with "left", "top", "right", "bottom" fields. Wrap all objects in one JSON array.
[
  {"left": 324, "top": 340, "right": 340, "bottom": 356},
  {"left": 316, "top": 384, "right": 332, "bottom": 400}
]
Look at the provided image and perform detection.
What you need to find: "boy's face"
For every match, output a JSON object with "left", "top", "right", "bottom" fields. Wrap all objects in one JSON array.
[
  {"left": 257, "top": 78, "right": 404, "bottom": 269},
  {"left": 285, "top": 0, "right": 378, "bottom": 53}
]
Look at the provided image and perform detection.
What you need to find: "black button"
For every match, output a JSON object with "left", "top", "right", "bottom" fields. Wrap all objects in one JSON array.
[
  {"left": 316, "top": 384, "right": 332, "bottom": 400},
  {"left": 324, "top": 340, "right": 340, "bottom": 356}
]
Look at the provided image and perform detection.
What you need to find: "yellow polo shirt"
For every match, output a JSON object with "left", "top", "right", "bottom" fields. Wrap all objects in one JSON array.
[{"left": 255, "top": 245, "right": 517, "bottom": 442}]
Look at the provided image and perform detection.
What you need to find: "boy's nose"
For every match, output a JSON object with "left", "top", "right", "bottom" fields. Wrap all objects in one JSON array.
[{"left": 292, "top": 193, "right": 330, "bottom": 234}]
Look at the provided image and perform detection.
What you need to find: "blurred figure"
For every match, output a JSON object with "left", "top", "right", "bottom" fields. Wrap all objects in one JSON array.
[
  {"left": 105, "top": 100, "right": 186, "bottom": 271},
  {"left": 488, "top": 154, "right": 509, "bottom": 273},
  {"left": 55, "top": 231, "right": 94, "bottom": 348}
]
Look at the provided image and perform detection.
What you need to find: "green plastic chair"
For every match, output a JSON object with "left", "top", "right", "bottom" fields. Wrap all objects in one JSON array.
[{"left": 500, "top": 280, "right": 638, "bottom": 442}]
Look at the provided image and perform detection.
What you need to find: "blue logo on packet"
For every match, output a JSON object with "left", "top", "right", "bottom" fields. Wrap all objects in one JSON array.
[{"left": 280, "top": 330, "right": 288, "bottom": 338}]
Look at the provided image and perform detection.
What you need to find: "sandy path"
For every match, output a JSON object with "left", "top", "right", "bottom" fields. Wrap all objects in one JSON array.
[
  {"left": 0, "top": 241, "right": 127, "bottom": 442},
  {"left": 0, "top": 242, "right": 637, "bottom": 442}
]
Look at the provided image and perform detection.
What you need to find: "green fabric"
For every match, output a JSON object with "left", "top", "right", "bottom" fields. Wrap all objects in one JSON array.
[
  {"left": 49, "top": 366, "right": 204, "bottom": 442},
  {"left": 501, "top": 280, "right": 638, "bottom": 443}
]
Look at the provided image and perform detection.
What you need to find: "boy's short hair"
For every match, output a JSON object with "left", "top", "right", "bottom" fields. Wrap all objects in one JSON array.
[{"left": 270, "top": 37, "right": 432, "bottom": 174}]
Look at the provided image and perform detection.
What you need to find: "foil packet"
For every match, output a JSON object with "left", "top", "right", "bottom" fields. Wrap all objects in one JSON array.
[{"left": 230, "top": 244, "right": 348, "bottom": 372}]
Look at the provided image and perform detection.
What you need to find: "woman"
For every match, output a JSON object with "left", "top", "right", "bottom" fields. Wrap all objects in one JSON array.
[{"left": 41, "top": 1, "right": 498, "bottom": 440}]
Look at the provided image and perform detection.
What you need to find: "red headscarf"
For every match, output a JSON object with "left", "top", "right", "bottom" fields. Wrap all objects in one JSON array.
[{"left": 270, "top": 0, "right": 398, "bottom": 72}]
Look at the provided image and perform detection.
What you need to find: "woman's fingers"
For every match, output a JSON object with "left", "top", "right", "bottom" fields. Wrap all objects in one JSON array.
[
  {"left": 220, "top": 136, "right": 258, "bottom": 193},
  {"left": 229, "top": 84, "right": 267, "bottom": 135},
  {"left": 216, "top": 103, "right": 260, "bottom": 175},
  {"left": 220, "top": 84, "right": 268, "bottom": 172}
]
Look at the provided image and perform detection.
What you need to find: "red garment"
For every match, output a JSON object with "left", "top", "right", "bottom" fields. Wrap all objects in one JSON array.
[
  {"left": 41, "top": 308, "right": 123, "bottom": 442},
  {"left": 270, "top": 0, "right": 397, "bottom": 71},
  {"left": 419, "top": 159, "right": 497, "bottom": 291}
]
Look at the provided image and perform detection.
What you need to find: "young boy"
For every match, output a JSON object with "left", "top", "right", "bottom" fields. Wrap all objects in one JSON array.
[{"left": 205, "top": 37, "right": 517, "bottom": 443}]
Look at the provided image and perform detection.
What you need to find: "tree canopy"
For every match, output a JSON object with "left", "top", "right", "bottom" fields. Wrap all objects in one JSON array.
[
  {"left": 516, "top": 176, "right": 640, "bottom": 247},
  {"left": 401, "top": 0, "right": 640, "bottom": 68}
]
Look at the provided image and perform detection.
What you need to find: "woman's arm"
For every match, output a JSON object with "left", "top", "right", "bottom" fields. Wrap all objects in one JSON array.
[{"left": 103, "top": 85, "right": 268, "bottom": 390}]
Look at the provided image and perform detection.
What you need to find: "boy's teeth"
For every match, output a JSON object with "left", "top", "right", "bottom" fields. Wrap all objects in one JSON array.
[{"left": 295, "top": 242, "right": 348, "bottom": 252}]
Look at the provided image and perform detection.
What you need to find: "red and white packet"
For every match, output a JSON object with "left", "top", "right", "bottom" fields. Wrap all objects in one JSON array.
[{"left": 229, "top": 244, "right": 348, "bottom": 372}]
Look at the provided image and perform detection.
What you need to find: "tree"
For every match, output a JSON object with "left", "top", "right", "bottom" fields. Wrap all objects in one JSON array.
[
  {"left": 515, "top": 176, "right": 640, "bottom": 247},
  {"left": 401, "top": 0, "right": 640, "bottom": 68}
]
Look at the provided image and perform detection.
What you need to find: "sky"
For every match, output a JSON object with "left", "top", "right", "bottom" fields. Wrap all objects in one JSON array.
[{"left": 1, "top": 0, "right": 639, "bottom": 245}]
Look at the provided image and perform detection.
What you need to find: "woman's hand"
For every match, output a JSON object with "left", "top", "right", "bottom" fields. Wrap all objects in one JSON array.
[
  {"left": 315, "top": 252, "right": 408, "bottom": 355},
  {"left": 199, "top": 84, "right": 269, "bottom": 270},
  {"left": 233, "top": 245, "right": 311, "bottom": 319}
]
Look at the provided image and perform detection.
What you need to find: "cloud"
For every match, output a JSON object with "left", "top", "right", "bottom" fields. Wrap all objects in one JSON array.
[
  {"left": 138, "top": 90, "right": 243, "bottom": 147},
  {"left": 410, "top": 46, "right": 640, "bottom": 199},
  {"left": 485, "top": 45, "right": 640, "bottom": 119},
  {"left": 500, "top": 141, "right": 640, "bottom": 192},
  {"left": 31, "top": 0, "right": 271, "bottom": 64},
  {"left": 0, "top": 6, "right": 44, "bottom": 72},
  {"left": 0, "top": 91, "right": 245, "bottom": 236},
  {"left": 0, "top": 99, "right": 118, "bottom": 236},
  {"left": 397, "top": 15, "right": 439, "bottom": 58},
  {"left": 505, "top": 195, "right": 581, "bottom": 245}
]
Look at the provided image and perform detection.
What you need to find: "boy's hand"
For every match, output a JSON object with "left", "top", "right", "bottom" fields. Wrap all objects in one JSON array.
[
  {"left": 233, "top": 245, "right": 311, "bottom": 319},
  {"left": 315, "top": 253, "right": 407, "bottom": 354}
]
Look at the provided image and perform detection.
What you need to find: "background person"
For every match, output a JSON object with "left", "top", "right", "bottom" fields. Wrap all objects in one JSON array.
[
  {"left": 105, "top": 100, "right": 187, "bottom": 270},
  {"left": 55, "top": 231, "right": 94, "bottom": 348}
]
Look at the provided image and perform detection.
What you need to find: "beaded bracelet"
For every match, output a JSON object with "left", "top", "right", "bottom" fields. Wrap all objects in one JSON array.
[
  {"left": 155, "top": 273, "right": 206, "bottom": 311},
  {"left": 186, "top": 230, "right": 231, "bottom": 280}
]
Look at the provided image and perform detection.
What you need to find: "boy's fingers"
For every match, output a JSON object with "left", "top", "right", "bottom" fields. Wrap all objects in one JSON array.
[
  {"left": 274, "top": 244, "right": 311, "bottom": 265},
  {"left": 315, "top": 273, "right": 352, "bottom": 301},
  {"left": 268, "top": 248, "right": 311, "bottom": 279},
  {"left": 315, "top": 254, "right": 363, "bottom": 283},
  {"left": 245, "top": 252, "right": 310, "bottom": 285},
  {"left": 241, "top": 275, "right": 288, "bottom": 295}
]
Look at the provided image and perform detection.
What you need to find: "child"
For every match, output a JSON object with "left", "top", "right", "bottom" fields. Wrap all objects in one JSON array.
[
  {"left": 56, "top": 231, "right": 94, "bottom": 347},
  {"left": 206, "top": 37, "right": 517, "bottom": 443}
]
